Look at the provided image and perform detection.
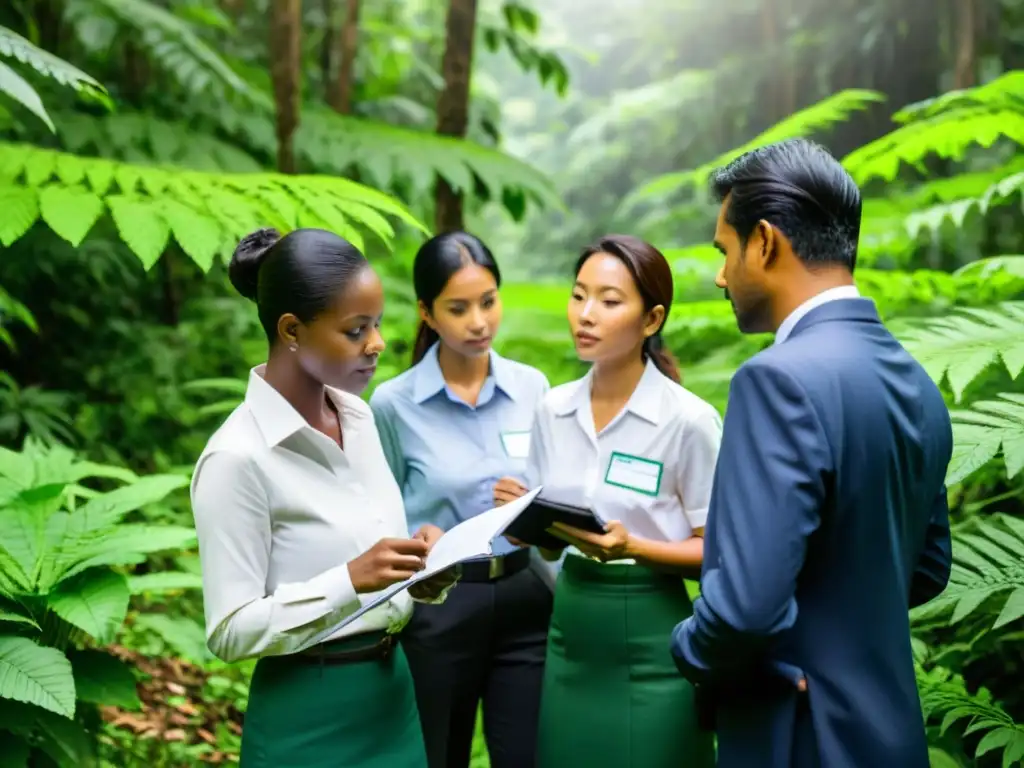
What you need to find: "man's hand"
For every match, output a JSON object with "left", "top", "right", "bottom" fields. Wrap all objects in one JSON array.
[
  {"left": 408, "top": 565, "right": 461, "bottom": 601},
  {"left": 548, "top": 520, "right": 632, "bottom": 562},
  {"left": 412, "top": 524, "right": 444, "bottom": 551},
  {"left": 493, "top": 476, "right": 528, "bottom": 507}
]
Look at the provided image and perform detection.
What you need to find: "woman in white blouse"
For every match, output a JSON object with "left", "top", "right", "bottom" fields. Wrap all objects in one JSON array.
[
  {"left": 494, "top": 235, "right": 721, "bottom": 768},
  {"left": 191, "top": 228, "right": 454, "bottom": 768}
]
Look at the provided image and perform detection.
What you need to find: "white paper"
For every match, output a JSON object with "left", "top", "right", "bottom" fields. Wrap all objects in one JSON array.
[{"left": 326, "top": 487, "right": 544, "bottom": 631}]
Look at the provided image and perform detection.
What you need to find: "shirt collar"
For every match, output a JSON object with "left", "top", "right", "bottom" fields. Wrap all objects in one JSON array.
[
  {"left": 411, "top": 342, "right": 520, "bottom": 405},
  {"left": 245, "top": 364, "right": 359, "bottom": 447},
  {"left": 774, "top": 285, "right": 861, "bottom": 345},
  {"left": 553, "top": 357, "right": 664, "bottom": 426}
]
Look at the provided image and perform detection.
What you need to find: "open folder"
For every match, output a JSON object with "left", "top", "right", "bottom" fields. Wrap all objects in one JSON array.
[{"left": 325, "top": 487, "right": 606, "bottom": 632}]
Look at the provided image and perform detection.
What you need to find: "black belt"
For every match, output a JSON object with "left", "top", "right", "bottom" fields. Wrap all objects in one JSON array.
[
  {"left": 459, "top": 546, "right": 531, "bottom": 583},
  {"left": 297, "top": 631, "right": 396, "bottom": 665}
]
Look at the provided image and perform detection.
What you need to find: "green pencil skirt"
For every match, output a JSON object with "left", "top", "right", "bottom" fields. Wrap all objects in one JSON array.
[
  {"left": 239, "top": 631, "right": 427, "bottom": 768},
  {"left": 537, "top": 555, "right": 715, "bottom": 768}
]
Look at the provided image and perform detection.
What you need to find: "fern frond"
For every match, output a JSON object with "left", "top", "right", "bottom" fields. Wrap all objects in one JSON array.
[
  {"left": 0, "top": 286, "right": 37, "bottom": 352},
  {"left": 303, "top": 110, "right": 562, "bottom": 217},
  {"left": 843, "top": 71, "right": 1024, "bottom": 185},
  {"left": 52, "top": 111, "right": 264, "bottom": 172},
  {"left": 916, "top": 662, "right": 1024, "bottom": 767},
  {"left": 895, "top": 70, "right": 1024, "bottom": 124},
  {"left": 0, "top": 26, "right": 109, "bottom": 132},
  {"left": 618, "top": 89, "right": 885, "bottom": 211},
  {"left": 944, "top": 393, "right": 1024, "bottom": 484},
  {"left": 911, "top": 514, "right": 1024, "bottom": 629},
  {"left": 955, "top": 256, "right": 1024, "bottom": 280},
  {"left": 899, "top": 302, "right": 1024, "bottom": 400},
  {"left": 897, "top": 161, "right": 1024, "bottom": 239},
  {"left": 0, "top": 141, "right": 425, "bottom": 270},
  {"left": 65, "top": 0, "right": 266, "bottom": 106},
  {"left": 196, "top": 104, "right": 562, "bottom": 218}
]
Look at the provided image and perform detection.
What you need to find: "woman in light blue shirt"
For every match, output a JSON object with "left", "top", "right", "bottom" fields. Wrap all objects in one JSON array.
[{"left": 370, "top": 232, "right": 553, "bottom": 768}]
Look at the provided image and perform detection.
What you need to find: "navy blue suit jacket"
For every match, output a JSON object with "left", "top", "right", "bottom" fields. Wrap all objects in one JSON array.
[{"left": 671, "top": 298, "right": 953, "bottom": 768}]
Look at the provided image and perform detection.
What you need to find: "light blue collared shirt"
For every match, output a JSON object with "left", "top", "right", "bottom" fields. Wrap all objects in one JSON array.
[{"left": 369, "top": 342, "right": 550, "bottom": 556}]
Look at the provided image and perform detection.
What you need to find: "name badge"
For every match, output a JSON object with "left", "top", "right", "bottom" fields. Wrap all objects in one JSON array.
[
  {"left": 501, "top": 431, "right": 531, "bottom": 459},
  {"left": 604, "top": 452, "right": 662, "bottom": 496}
]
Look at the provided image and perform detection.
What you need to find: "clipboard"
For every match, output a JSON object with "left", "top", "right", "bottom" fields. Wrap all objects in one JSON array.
[{"left": 502, "top": 497, "right": 607, "bottom": 550}]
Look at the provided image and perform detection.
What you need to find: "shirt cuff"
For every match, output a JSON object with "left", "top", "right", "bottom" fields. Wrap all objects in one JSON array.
[
  {"left": 685, "top": 507, "right": 709, "bottom": 531},
  {"left": 274, "top": 562, "right": 360, "bottom": 615}
]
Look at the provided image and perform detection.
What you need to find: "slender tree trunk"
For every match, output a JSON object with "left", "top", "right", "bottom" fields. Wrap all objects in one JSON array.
[
  {"left": 953, "top": 0, "right": 977, "bottom": 88},
  {"left": 321, "top": 0, "right": 335, "bottom": 95},
  {"left": 434, "top": 0, "right": 478, "bottom": 234},
  {"left": 270, "top": 0, "right": 302, "bottom": 174},
  {"left": 328, "top": 0, "right": 361, "bottom": 114}
]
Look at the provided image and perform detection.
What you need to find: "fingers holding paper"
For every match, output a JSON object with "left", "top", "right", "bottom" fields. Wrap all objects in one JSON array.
[
  {"left": 548, "top": 520, "right": 632, "bottom": 562},
  {"left": 494, "top": 476, "right": 528, "bottom": 507},
  {"left": 348, "top": 537, "right": 430, "bottom": 593},
  {"left": 412, "top": 523, "right": 445, "bottom": 550}
]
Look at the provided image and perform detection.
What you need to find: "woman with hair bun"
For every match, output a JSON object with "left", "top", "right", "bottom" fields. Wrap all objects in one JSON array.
[
  {"left": 369, "top": 231, "right": 553, "bottom": 768},
  {"left": 191, "top": 227, "right": 455, "bottom": 768},
  {"left": 495, "top": 234, "right": 722, "bottom": 768}
]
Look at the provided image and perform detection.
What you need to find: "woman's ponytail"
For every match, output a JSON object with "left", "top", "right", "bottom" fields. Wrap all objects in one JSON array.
[
  {"left": 410, "top": 321, "right": 440, "bottom": 366},
  {"left": 643, "top": 332, "right": 681, "bottom": 383}
]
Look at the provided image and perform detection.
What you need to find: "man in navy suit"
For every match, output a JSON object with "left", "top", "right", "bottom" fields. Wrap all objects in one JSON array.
[{"left": 670, "top": 138, "right": 954, "bottom": 767}]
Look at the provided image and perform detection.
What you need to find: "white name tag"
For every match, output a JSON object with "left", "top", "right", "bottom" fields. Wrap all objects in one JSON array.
[
  {"left": 604, "top": 452, "right": 662, "bottom": 496},
  {"left": 501, "top": 431, "right": 531, "bottom": 459}
]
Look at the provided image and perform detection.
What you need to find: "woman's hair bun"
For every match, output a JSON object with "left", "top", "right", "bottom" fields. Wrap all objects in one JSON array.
[{"left": 229, "top": 227, "right": 282, "bottom": 301}]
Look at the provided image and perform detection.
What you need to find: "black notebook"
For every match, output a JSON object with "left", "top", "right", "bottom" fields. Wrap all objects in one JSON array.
[{"left": 502, "top": 497, "right": 607, "bottom": 551}]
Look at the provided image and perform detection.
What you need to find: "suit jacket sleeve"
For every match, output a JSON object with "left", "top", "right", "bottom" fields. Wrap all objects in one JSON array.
[
  {"left": 909, "top": 486, "right": 952, "bottom": 608},
  {"left": 671, "top": 361, "right": 831, "bottom": 686}
]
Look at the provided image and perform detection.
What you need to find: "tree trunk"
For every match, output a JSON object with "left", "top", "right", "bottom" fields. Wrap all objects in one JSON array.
[
  {"left": 434, "top": 0, "right": 479, "bottom": 234},
  {"left": 270, "top": 0, "right": 302, "bottom": 174},
  {"left": 328, "top": 0, "right": 361, "bottom": 114},
  {"left": 953, "top": 0, "right": 977, "bottom": 89}
]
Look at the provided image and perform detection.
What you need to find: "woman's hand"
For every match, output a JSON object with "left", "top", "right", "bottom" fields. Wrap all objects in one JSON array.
[
  {"left": 348, "top": 538, "right": 429, "bottom": 593},
  {"left": 408, "top": 565, "right": 461, "bottom": 601},
  {"left": 412, "top": 523, "right": 444, "bottom": 551},
  {"left": 548, "top": 520, "right": 633, "bottom": 562},
  {"left": 493, "top": 476, "right": 528, "bottom": 507}
]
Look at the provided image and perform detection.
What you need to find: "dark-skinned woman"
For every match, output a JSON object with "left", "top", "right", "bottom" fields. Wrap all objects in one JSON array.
[{"left": 191, "top": 228, "right": 456, "bottom": 768}]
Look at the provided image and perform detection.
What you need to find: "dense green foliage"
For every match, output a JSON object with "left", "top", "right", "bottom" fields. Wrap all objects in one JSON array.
[{"left": 1, "top": 1, "right": 1023, "bottom": 766}]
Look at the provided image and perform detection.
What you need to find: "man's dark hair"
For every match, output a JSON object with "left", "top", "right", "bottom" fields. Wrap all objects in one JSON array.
[{"left": 709, "top": 138, "right": 862, "bottom": 270}]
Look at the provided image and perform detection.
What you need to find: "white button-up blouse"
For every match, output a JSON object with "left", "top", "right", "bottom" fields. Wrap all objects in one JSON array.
[
  {"left": 191, "top": 365, "right": 417, "bottom": 663},
  {"left": 526, "top": 359, "right": 723, "bottom": 560}
]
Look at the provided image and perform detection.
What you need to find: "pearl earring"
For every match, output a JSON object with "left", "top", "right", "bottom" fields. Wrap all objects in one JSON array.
[{"left": 289, "top": 344, "right": 298, "bottom": 352}]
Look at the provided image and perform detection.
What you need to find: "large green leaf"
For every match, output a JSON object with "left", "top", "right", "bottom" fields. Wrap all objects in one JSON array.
[
  {"left": 0, "top": 484, "right": 66, "bottom": 589},
  {"left": 0, "top": 60, "right": 54, "bottom": 132},
  {"left": 0, "top": 637, "right": 76, "bottom": 718},
  {"left": 46, "top": 570, "right": 130, "bottom": 645},
  {"left": 66, "top": 648, "right": 139, "bottom": 710},
  {"left": 0, "top": 607, "right": 39, "bottom": 631},
  {"left": 51, "top": 525, "right": 197, "bottom": 584},
  {"left": 0, "top": 142, "right": 427, "bottom": 271}
]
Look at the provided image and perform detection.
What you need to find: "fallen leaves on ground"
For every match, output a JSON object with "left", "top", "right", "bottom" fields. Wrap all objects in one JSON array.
[{"left": 100, "top": 644, "right": 244, "bottom": 763}]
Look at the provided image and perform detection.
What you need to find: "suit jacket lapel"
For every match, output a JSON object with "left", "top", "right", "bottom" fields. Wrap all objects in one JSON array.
[{"left": 787, "top": 298, "right": 882, "bottom": 341}]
